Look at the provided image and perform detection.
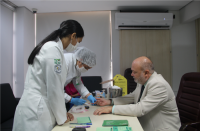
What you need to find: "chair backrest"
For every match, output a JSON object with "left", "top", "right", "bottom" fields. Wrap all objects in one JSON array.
[
  {"left": 81, "top": 76, "right": 102, "bottom": 93},
  {"left": 124, "top": 68, "right": 137, "bottom": 94},
  {"left": 0, "top": 83, "right": 18, "bottom": 123},
  {"left": 176, "top": 72, "right": 200, "bottom": 131}
]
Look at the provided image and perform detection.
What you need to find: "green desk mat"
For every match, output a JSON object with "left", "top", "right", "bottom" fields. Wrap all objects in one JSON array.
[
  {"left": 77, "top": 117, "right": 91, "bottom": 123},
  {"left": 102, "top": 120, "right": 128, "bottom": 126}
]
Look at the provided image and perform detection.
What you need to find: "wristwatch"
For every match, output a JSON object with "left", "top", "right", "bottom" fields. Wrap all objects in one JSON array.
[{"left": 109, "top": 99, "right": 113, "bottom": 105}]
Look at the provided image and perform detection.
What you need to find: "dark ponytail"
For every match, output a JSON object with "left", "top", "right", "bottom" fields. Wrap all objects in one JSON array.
[{"left": 28, "top": 20, "right": 84, "bottom": 64}]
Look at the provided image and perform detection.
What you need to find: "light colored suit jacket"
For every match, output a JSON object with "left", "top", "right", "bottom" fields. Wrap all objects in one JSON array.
[{"left": 112, "top": 71, "right": 181, "bottom": 131}]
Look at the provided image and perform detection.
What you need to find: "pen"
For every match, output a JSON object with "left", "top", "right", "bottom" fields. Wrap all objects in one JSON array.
[
  {"left": 70, "top": 125, "right": 90, "bottom": 128},
  {"left": 70, "top": 123, "right": 92, "bottom": 125}
]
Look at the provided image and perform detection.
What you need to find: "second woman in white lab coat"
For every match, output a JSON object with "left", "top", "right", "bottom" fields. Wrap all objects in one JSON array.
[
  {"left": 12, "top": 20, "right": 84, "bottom": 131},
  {"left": 64, "top": 47, "right": 97, "bottom": 106}
]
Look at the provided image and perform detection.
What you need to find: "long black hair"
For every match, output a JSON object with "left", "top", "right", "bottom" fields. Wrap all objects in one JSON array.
[{"left": 28, "top": 20, "right": 84, "bottom": 64}]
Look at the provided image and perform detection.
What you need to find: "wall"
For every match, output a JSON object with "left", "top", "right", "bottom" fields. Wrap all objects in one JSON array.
[
  {"left": 111, "top": 11, "right": 197, "bottom": 96},
  {"left": 170, "top": 11, "right": 197, "bottom": 96},
  {"left": 23, "top": 8, "right": 35, "bottom": 81},
  {"left": 1, "top": 7, "right": 196, "bottom": 96},
  {"left": 180, "top": 1, "right": 200, "bottom": 23},
  {"left": 0, "top": 4, "right": 13, "bottom": 88},
  {"left": 13, "top": 7, "right": 34, "bottom": 97},
  {"left": 111, "top": 11, "right": 120, "bottom": 77},
  {"left": 37, "top": 11, "right": 111, "bottom": 88}
]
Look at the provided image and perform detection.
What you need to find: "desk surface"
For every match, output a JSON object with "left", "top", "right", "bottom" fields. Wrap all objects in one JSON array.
[{"left": 52, "top": 104, "right": 144, "bottom": 131}]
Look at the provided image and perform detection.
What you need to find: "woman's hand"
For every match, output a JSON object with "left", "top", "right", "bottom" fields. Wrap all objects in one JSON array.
[
  {"left": 70, "top": 98, "right": 86, "bottom": 105},
  {"left": 64, "top": 113, "right": 74, "bottom": 124},
  {"left": 87, "top": 95, "right": 97, "bottom": 104},
  {"left": 64, "top": 119, "right": 70, "bottom": 123},
  {"left": 67, "top": 113, "right": 74, "bottom": 121},
  {"left": 95, "top": 98, "right": 111, "bottom": 106}
]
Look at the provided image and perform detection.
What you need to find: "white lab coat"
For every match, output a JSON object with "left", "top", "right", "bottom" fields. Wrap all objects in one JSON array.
[
  {"left": 13, "top": 38, "right": 68, "bottom": 131},
  {"left": 64, "top": 53, "right": 90, "bottom": 103}
]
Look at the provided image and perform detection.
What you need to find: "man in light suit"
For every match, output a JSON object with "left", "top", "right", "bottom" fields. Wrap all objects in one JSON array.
[{"left": 93, "top": 56, "right": 181, "bottom": 131}]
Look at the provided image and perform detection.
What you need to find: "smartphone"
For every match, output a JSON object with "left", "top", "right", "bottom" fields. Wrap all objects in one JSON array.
[{"left": 72, "top": 128, "right": 86, "bottom": 131}]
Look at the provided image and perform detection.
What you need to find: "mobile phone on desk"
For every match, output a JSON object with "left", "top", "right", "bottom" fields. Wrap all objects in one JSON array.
[{"left": 72, "top": 128, "right": 86, "bottom": 131}]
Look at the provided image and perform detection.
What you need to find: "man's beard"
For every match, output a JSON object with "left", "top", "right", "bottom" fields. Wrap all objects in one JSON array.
[{"left": 134, "top": 73, "right": 146, "bottom": 85}]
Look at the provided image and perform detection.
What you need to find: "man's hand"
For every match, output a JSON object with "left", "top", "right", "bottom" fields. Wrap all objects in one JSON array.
[
  {"left": 93, "top": 106, "right": 113, "bottom": 115},
  {"left": 67, "top": 113, "right": 74, "bottom": 121},
  {"left": 95, "top": 98, "right": 111, "bottom": 106}
]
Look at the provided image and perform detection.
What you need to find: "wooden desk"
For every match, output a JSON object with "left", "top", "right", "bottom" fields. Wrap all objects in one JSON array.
[{"left": 52, "top": 104, "right": 144, "bottom": 131}]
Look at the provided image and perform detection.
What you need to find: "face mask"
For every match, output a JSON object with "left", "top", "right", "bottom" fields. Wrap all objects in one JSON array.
[
  {"left": 65, "top": 39, "right": 79, "bottom": 52},
  {"left": 74, "top": 42, "right": 79, "bottom": 49},
  {"left": 76, "top": 65, "right": 87, "bottom": 73}
]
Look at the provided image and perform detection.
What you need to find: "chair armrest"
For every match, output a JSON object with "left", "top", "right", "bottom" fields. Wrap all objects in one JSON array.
[
  {"left": 179, "top": 121, "right": 200, "bottom": 131},
  {"left": 15, "top": 98, "right": 20, "bottom": 105}
]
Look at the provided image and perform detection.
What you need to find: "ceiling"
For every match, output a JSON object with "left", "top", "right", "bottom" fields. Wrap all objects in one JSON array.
[{"left": 10, "top": 0, "right": 193, "bottom": 13}]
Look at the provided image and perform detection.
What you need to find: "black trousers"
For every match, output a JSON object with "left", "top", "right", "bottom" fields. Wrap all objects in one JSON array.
[{"left": 65, "top": 102, "right": 70, "bottom": 112}]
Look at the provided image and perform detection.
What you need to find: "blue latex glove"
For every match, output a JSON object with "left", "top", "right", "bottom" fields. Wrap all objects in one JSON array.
[
  {"left": 87, "top": 95, "right": 97, "bottom": 104},
  {"left": 70, "top": 98, "right": 86, "bottom": 105}
]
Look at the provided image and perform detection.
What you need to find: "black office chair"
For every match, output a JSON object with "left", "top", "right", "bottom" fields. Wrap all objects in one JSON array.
[
  {"left": 0, "top": 83, "right": 20, "bottom": 131},
  {"left": 81, "top": 76, "right": 102, "bottom": 93},
  {"left": 176, "top": 72, "right": 200, "bottom": 131},
  {"left": 124, "top": 68, "right": 137, "bottom": 94}
]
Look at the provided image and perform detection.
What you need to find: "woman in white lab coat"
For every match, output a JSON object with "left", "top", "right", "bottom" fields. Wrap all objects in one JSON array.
[
  {"left": 64, "top": 47, "right": 97, "bottom": 106},
  {"left": 12, "top": 20, "right": 84, "bottom": 131}
]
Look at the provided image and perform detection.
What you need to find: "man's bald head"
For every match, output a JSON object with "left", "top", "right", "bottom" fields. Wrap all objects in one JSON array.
[
  {"left": 131, "top": 56, "right": 154, "bottom": 84},
  {"left": 132, "top": 56, "right": 154, "bottom": 74}
]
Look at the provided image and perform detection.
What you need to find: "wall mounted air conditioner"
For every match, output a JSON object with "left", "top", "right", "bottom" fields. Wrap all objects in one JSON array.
[{"left": 115, "top": 13, "right": 173, "bottom": 30}]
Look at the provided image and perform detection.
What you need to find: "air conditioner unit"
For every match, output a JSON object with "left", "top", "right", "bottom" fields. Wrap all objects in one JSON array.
[{"left": 115, "top": 13, "right": 173, "bottom": 30}]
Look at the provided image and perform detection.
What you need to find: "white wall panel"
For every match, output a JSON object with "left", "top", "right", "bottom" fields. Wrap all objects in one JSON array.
[
  {"left": 0, "top": 5, "right": 13, "bottom": 88},
  {"left": 13, "top": 7, "right": 34, "bottom": 97},
  {"left": 180, "top": 1, "right": 200, "bottom": 23},
  {"left": 170, "top": 11, "right": 197, "bottom": 95},
  {"left": 111, "top": 11, "right": 120, "bottom": 77}
]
